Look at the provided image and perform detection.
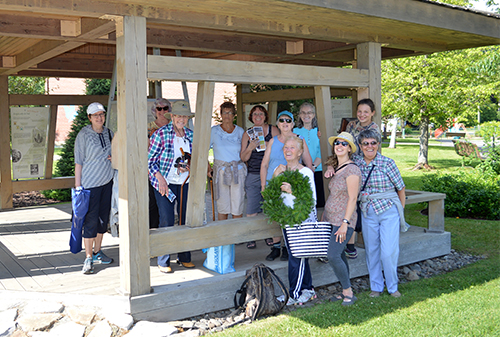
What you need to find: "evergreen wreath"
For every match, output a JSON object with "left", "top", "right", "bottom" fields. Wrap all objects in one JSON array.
[{"left": 261, "top": 169, "right": 314, "bottom": 227}]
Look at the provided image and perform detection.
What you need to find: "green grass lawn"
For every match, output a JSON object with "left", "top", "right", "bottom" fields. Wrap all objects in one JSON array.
[{"left": 219, "top": 144, "right": 500, "bottom": 337}]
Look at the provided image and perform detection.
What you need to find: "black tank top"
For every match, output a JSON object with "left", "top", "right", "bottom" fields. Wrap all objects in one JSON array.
[{"left": 247, "top": 124, "right": 273, "bottom": 174}]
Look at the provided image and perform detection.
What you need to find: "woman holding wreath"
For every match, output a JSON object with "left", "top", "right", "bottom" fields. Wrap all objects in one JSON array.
[
  {"left": 322, "top": 132, "right": 361, "bottom": 306},
  {"left": 260, "top": 110, "right": 313, "bottom": 261},
  {"left": 272, "top": 136, "right": 317, "bottom": 305}
]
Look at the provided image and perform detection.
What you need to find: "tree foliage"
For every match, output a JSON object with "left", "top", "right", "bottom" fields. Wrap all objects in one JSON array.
[
  {"left": 381, "top": 46, "right": 500, "bottom": 167},
  {"left": 43, "top": 78, "right": 111, "bottom": 201},
  {"left": 8, "top": 76, "right": 46, "bottom": 95}
]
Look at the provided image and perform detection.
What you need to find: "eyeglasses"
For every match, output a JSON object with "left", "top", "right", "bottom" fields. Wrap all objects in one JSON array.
[
  {"left": 156, "top": 106, "right": 170, "bottom": 112},
  {"left": 361, "top": 141, "right": 378, "bottom": 146},
  {"left": 221, "top": 111, "right": 234, "bottom": 115},
  {"left": 92, "top": 113, "right": 105, "bottom": 118},
  {"left": 278, "top": 118, "right": 293, "bottom": 124},
  {"left": 252, "top": 112, "right": 265, "bottom": 117},
  {"left": 300, "top": 111, "right": 314, "bottom": 115},
  {"left": 334, "top": 140, "right": 349, "bottom": 147}
]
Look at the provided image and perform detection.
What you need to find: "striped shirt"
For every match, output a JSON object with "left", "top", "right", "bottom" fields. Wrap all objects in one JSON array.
[
  {"left": 74, "top": 125, "right": 114, "bottom": 189},
  {"left": 148, "top": 122, "right": 193, "bottom": 191},
  {"left": 354, "top": 153, "right": 405, "bottom": 215}
]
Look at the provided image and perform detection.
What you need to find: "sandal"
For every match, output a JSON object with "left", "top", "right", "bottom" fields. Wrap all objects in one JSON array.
[
  {"left": 341, "top": 295, "right": 357, "bottom": 306},
  {"left": 247, "top": 241, "right": 256, "bottom": 249},
  {"left": 329, "top": 294, "right": 344, "bottom": 302},
  {"left": 265, "top": 238, "right": 274, "bottom": 246}
]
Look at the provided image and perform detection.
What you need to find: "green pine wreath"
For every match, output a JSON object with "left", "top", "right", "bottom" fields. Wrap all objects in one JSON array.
[{"left": 261, "top": 169, "right": 314, "bottom": 228}]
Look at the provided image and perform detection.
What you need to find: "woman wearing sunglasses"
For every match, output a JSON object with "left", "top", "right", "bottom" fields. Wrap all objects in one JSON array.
[
  {"left": 355, "top": 129, "right": 406, "bottom": 299},
  {"left": 322, "top": 132, "right": 361, "bottom": 305},
  {"left": 147, "top": 98, "right": 172, "bottom": 229},
  {"left": 260, "top": 110, "right": 313, "bottom": 261}
]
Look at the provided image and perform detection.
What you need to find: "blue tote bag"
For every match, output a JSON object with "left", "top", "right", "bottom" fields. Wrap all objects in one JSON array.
[
  {"left": 202, "top": 245, "right": 235, "bottom": 274},
  {"left": 70, "top": 187, "right": 91, "bottom": 254}
]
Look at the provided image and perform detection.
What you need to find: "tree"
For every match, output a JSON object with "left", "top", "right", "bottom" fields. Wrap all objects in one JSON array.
[
  {"left": 381, "top": 47, "right": 500, "bottom": 169},
  {"left": 43, "top": 78, "right": 111, "bottom": 200},
  {"left": 9, "top": 76, "right": 46, "bottom": 95}
]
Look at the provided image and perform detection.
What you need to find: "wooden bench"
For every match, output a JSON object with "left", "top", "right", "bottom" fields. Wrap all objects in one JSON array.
[
  {"left": 445, "top": 132, "right": 466, "bottom": 138},
  {"left": 452, "top": 140, "right": 485, "bottom": 160}
]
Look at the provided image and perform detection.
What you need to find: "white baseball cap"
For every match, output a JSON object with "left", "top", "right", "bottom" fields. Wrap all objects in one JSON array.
[{"left": 87, "top": 102, "right": 106, "bottom": 115}]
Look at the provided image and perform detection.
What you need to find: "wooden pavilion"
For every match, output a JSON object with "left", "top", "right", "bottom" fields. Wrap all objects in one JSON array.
[{"left": 1, "top": 0, "right": 499, "bottom": 320}]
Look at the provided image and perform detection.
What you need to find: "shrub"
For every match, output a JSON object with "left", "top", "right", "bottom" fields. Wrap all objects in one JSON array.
[{"left": 422, "top": 167, "right": 500, "bottom": 220}]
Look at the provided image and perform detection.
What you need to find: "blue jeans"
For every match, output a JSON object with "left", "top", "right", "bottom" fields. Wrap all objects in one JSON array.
[
  {"left": 362, "top": 204, "right": 400, "bottom": 294},
  {"left": 327, "top": 227, "right": 354, "bottom": 290},
  {"left": 153, "top": 183, "right": 191, "bottom": 267}
]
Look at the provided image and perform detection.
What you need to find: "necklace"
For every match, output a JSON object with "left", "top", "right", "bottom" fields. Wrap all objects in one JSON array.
[
  {"left": 174, "top": 125, "right": 185, "bottom": 137},
  {"left": 287, "top": 163, "right": 300, "bottom": 171},
  {"left": 221, "top": 123, "right": 235, "bottom": 133}
]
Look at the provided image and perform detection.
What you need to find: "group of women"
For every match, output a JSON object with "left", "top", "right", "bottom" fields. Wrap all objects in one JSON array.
[{"left": 75, "top": 97, "right": 406, "bottom": 306}]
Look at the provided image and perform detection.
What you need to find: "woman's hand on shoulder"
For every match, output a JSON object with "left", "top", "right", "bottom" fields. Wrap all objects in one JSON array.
[{"left": 273, "top": 164, "right": 287, "bottom": 177}]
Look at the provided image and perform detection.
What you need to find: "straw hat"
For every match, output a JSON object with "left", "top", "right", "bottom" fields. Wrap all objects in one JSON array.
[{"left": 328, "top": 132, "right": 357, "bottom": 153}]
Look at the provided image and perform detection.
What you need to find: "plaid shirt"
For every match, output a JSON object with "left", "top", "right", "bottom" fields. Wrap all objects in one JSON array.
[
  {"left": 148, "top": 122, "right": 193, "bottom": 191},
  {"left": 354, "top": 153, "right": 405, "bottom": 215}
]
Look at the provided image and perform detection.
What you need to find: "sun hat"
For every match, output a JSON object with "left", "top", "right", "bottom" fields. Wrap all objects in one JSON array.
[
  {"left": 170, "top": 100, "right": 194, "bottom": 117},
  {"left": 277, "top": 110, "right": 294, "bottom": 122},
  {"left": 328, "top": 132, "right": 357, "bottom": 153},
  {"left": 87, "top": 102, "right": 106, "bottom": 115}
]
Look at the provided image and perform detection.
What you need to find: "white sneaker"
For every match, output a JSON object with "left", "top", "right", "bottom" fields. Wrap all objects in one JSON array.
[
  {"left": 286, "top": 297, "right": 299, "bottom": 305},
  {"left": 296, "top": 289, "right": 316, "bottom": 304}
]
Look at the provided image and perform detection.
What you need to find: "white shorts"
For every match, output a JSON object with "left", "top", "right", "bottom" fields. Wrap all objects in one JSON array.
[{"left": 216, "top": 168, "right": 246, "bottom": 216}]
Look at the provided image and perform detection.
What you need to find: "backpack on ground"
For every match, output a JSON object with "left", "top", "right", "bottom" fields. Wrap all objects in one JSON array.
[{"left": 234, "top": 263, "right": 289, "bottom": 321}]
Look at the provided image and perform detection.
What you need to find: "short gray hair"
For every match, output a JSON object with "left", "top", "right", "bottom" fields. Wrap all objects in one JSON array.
[
  {"left": 151, "top": 98, "right": 172, "bottom": 118},
  {"left": 358, "top": 129, "right": 381, "bottom": 145}
]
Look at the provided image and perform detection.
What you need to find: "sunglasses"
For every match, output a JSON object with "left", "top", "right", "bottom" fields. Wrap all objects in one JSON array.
[
  {"left": 361, "top": 141, "right": 378, "bottom": 146},
  {"left": 156, "top": 106, "right": 170, "bottom": 112},
  {"left": 278, "top": 118, "right": 293, "bottom": 124},
  {"left": 334, "top": 140, "right": 349, "bottom": 147}
]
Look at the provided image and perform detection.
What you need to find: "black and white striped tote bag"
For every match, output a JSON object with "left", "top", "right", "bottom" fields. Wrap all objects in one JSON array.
[{"left": 284, "top": 222, "right": 333, "bottom": 258}]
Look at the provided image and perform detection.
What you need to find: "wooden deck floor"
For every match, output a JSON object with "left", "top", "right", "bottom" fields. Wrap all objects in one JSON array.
[
  {"left": 0, "top": 201, "right": 288, "bottom": 297},
  {"left": 0, "top": 197, "right": 451, "bottom": 320}
]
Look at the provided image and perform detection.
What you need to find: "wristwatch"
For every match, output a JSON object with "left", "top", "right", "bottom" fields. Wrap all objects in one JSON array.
[{"left": 342, "top": 219, "right": 350, "bottom": 225}]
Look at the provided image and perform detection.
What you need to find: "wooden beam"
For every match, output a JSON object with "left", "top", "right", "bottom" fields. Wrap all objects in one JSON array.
[
  {"left": 186, "top": 81, "right": 214, "bottom": 227},
  {"left": 0, "top": 18, "right": 116, "bottom": 76},
  {"left": 44, "top": 105, "right": 58, "bottom": 179},
  {"left": 12, "top": 177, "right": 74, "bottom": 193},
  {"left": 242, "top": 87, "right": 352, "bottom": 104},
  {"left": 314, "top": 86, "right": 335, "bottom": 202},
  {"left": 9, "top": 94, "right": 108, "bottom": 106},
  {"left": 148, "top": 55, "right": 369, "bottom": 87},
  {"left": 150, "top": 214, "right": 282, "bottom": 257},
  {"left": 116, "top": 15, "right": 150, "bottom": 297},
  {"left": 356, "top": 42, "right": 382, "bottom": 129},
  {"left": 0, "top": 75, "right": 13, "bottom": 209}
]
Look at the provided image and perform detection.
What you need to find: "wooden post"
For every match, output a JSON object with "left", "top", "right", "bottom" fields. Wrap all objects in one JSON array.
[
  {"left": 268, "top": 101, "right": 278, "bottom": 123},
  {"left": 186, "top": 81, "right": 215, "bottom": 227},
  {"left": 356, "top": 42, "right": 382, "bottom": 129},
  {"left": 314, "top": 86, "right": 334, "bottom": 202},
  {"left": 115, "top": 15, "right": 150, "bottom": 296},
  {"left": 236, "top": 84, "right": 244, "bottom": 128},
  {"left": 45, "top": 105, "right": 58, "bottom": 179},
  {"left": 0, "top": 76, "right": 13, "bottom": 209}
]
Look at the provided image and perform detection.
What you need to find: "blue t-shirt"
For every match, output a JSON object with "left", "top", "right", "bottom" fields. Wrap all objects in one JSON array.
[
  {"left": 210, "top": 124, "right": 244, "bottom": 169},
  {"left": 293, "top": 127, "right": 322, "bottom": 171}
]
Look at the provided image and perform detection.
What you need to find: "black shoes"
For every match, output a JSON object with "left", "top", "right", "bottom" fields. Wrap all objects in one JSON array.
[
  {"left": 280, "top": 247, "right": 289, "bottom": 261},
  {"left": 266, "top": 247, "right": 281, "bottom": 261}
]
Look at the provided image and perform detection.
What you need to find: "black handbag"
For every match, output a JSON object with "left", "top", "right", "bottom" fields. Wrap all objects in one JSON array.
[{"left": 355, "top": 165, "right": 375, "bottom": 233}]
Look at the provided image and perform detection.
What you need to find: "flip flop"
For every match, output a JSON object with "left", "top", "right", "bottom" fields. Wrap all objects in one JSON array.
[
  {"left": 265, "top": 238, "right": 274, "bottom": 246},
  {"left": 247, "top": 241, "right": 256, "bottom": 249},
  {"left": 330, "top": 294, "right": 344, "bottom": 302},
  {"left": 342, "top": 295, "right": 357, "bottom": 306}
]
